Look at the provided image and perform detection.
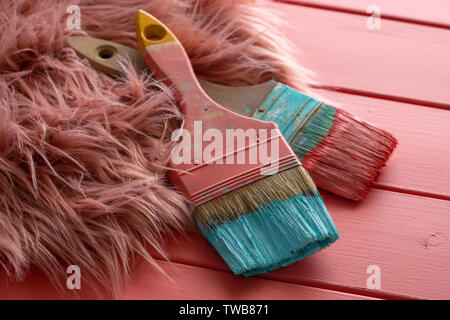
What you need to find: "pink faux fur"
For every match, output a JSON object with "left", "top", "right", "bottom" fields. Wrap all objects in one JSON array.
[{"left": 0, "top": 0, "right": 309, "bottom": 297}]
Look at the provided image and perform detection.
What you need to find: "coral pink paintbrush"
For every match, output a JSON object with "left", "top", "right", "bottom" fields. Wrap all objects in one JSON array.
[
  {"left": 68, "top": 35, "right": 397, "bottom": 201},
  {"left": 133, "top": 10, "right": 338, "bottom": 276}
]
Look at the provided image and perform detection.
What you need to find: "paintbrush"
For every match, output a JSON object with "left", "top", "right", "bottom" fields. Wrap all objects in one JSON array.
[
  {"left": 126, "top": 10, "right": 338, "bottom": 276},
  {"left": 67, "top": 35, "right": 397, "bottom": 201}
]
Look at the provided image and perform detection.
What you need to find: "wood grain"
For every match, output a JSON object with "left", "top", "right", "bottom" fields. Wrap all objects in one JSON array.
[
  {"left": 268, "top": 2, "right": 450, "bottom": 107},
  {"left": 156, "top": 190, "right": 450, "bottom": 299},
  {"left": 0, "top": 261, "right": 373, "bottom": 300},
  {"left": 309, "top": 89, "right": 450, "bottom": 199},
  {"left": 275, "top": 0, "right": 450, "bottom": 28}
]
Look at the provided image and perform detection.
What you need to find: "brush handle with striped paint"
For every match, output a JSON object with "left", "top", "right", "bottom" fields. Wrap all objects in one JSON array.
[{"left": 136, "top": 10, "right": 300, "bottom": 205}]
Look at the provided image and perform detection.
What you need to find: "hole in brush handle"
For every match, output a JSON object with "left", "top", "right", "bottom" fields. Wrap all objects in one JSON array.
[
  {"left": 143, "top": 24, "right": 167, "bottom": 42},
  {"left": 96, "top": 45, "right": 117, "bottom": 59}
]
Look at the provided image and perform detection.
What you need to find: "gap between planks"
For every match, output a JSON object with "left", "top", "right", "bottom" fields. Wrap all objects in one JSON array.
[
  {"left": 158, "top": 256, "right": 415, "bottom": 300},
  {"left": 121, "top": 260, "right": 376, "bottom": 300},
  {"left": 266, "top": 1, "right": 450, "bottom": 108},
  {"left": 312, "top": 85, "right": 450, "bottom": 111},
  {"left": 155, "top": 189, "right": 450, "bottom": 300},
  {"left": 372, "top": 185, "right": 450, "bottom": 202},
  {"left": 274, "top": 0, "right": 450, "bottom": 30}
]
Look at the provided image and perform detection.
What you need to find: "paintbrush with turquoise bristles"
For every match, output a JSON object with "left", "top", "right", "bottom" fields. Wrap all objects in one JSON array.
[
  {"left": 67, "top": 34, "right": 397, "bottom": 202},
  {"left": 66, "top": 21, "right": 340, "bottom": 276},
  {"left": 131, "top": 10, "right": 339, "bottom": 276},
  {"left": 66, "top": 10, "right": 340, "bottom": 278}
]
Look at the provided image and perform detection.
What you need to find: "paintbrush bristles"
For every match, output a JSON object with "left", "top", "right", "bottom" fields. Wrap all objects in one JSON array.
[
  {"left": 193, "top": 165, "right": 317, "bottom": 226},
  {"left": 298, "top": 108, "right": 398, "bottom": 200}
]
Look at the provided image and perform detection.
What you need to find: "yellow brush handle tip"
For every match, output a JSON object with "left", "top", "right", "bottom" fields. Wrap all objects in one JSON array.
[{"left": 136, "top": 9, "right": 177, "bottom": 52}]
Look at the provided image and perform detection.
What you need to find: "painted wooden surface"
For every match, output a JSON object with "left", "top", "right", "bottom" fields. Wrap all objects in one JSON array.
[
  {"left": 121, "top": 261, "right": 374, "bottom": 300},
  {"left": 156, "top": 190, "right": 450, "bottom": 300},
  {"left": 0, "top": 261, "right": 373, "bottom": 300},
  {"left": 275, "top": 0, "right": 450, "bottom": 28},
  {"left": 267, "top": 2, "right": 450, "bottom": 108},
  {"left": 1, "top": 0, "right": 449, "bottom": 300}
]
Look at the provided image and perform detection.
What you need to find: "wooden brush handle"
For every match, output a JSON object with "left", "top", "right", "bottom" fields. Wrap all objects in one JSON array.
[
  {"left": 141, "top": 43, "right": 219, "bottom": 127},
  {"left": 136, "top": 10, "right": 274, "bottom": 133},
  {"left": 66, "top": 35, "right": 278, "bottom": 118},
  {"left": 136, "top": 10, "right": 300, "bottom": 205}
]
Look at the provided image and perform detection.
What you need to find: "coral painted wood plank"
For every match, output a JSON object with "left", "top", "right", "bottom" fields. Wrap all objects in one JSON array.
[
  {"left": 309, "top": 89, "right": 450, "bottom": 199},
  {"left": 121, "top": 261, "right": 374, "bottom": 300},
  {"left": 0, "top": 269, "right": 101, "bottom": 300},
  {"left": 267, "top": 2, "right": 450, "bottom": 107},
  {"left": 157, "top": 190, "right": 450, "bottom": 299},
  {"left": 0, "top": 261, "right": 373, "bottom": 300},
  {"left": 275, "top": 0, "right": 450, "bottom": 28}
]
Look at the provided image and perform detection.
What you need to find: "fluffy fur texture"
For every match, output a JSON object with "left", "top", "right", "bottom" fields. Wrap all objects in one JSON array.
[{"left": 0, "top": 0, "right": 309, "bottom": 297}]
